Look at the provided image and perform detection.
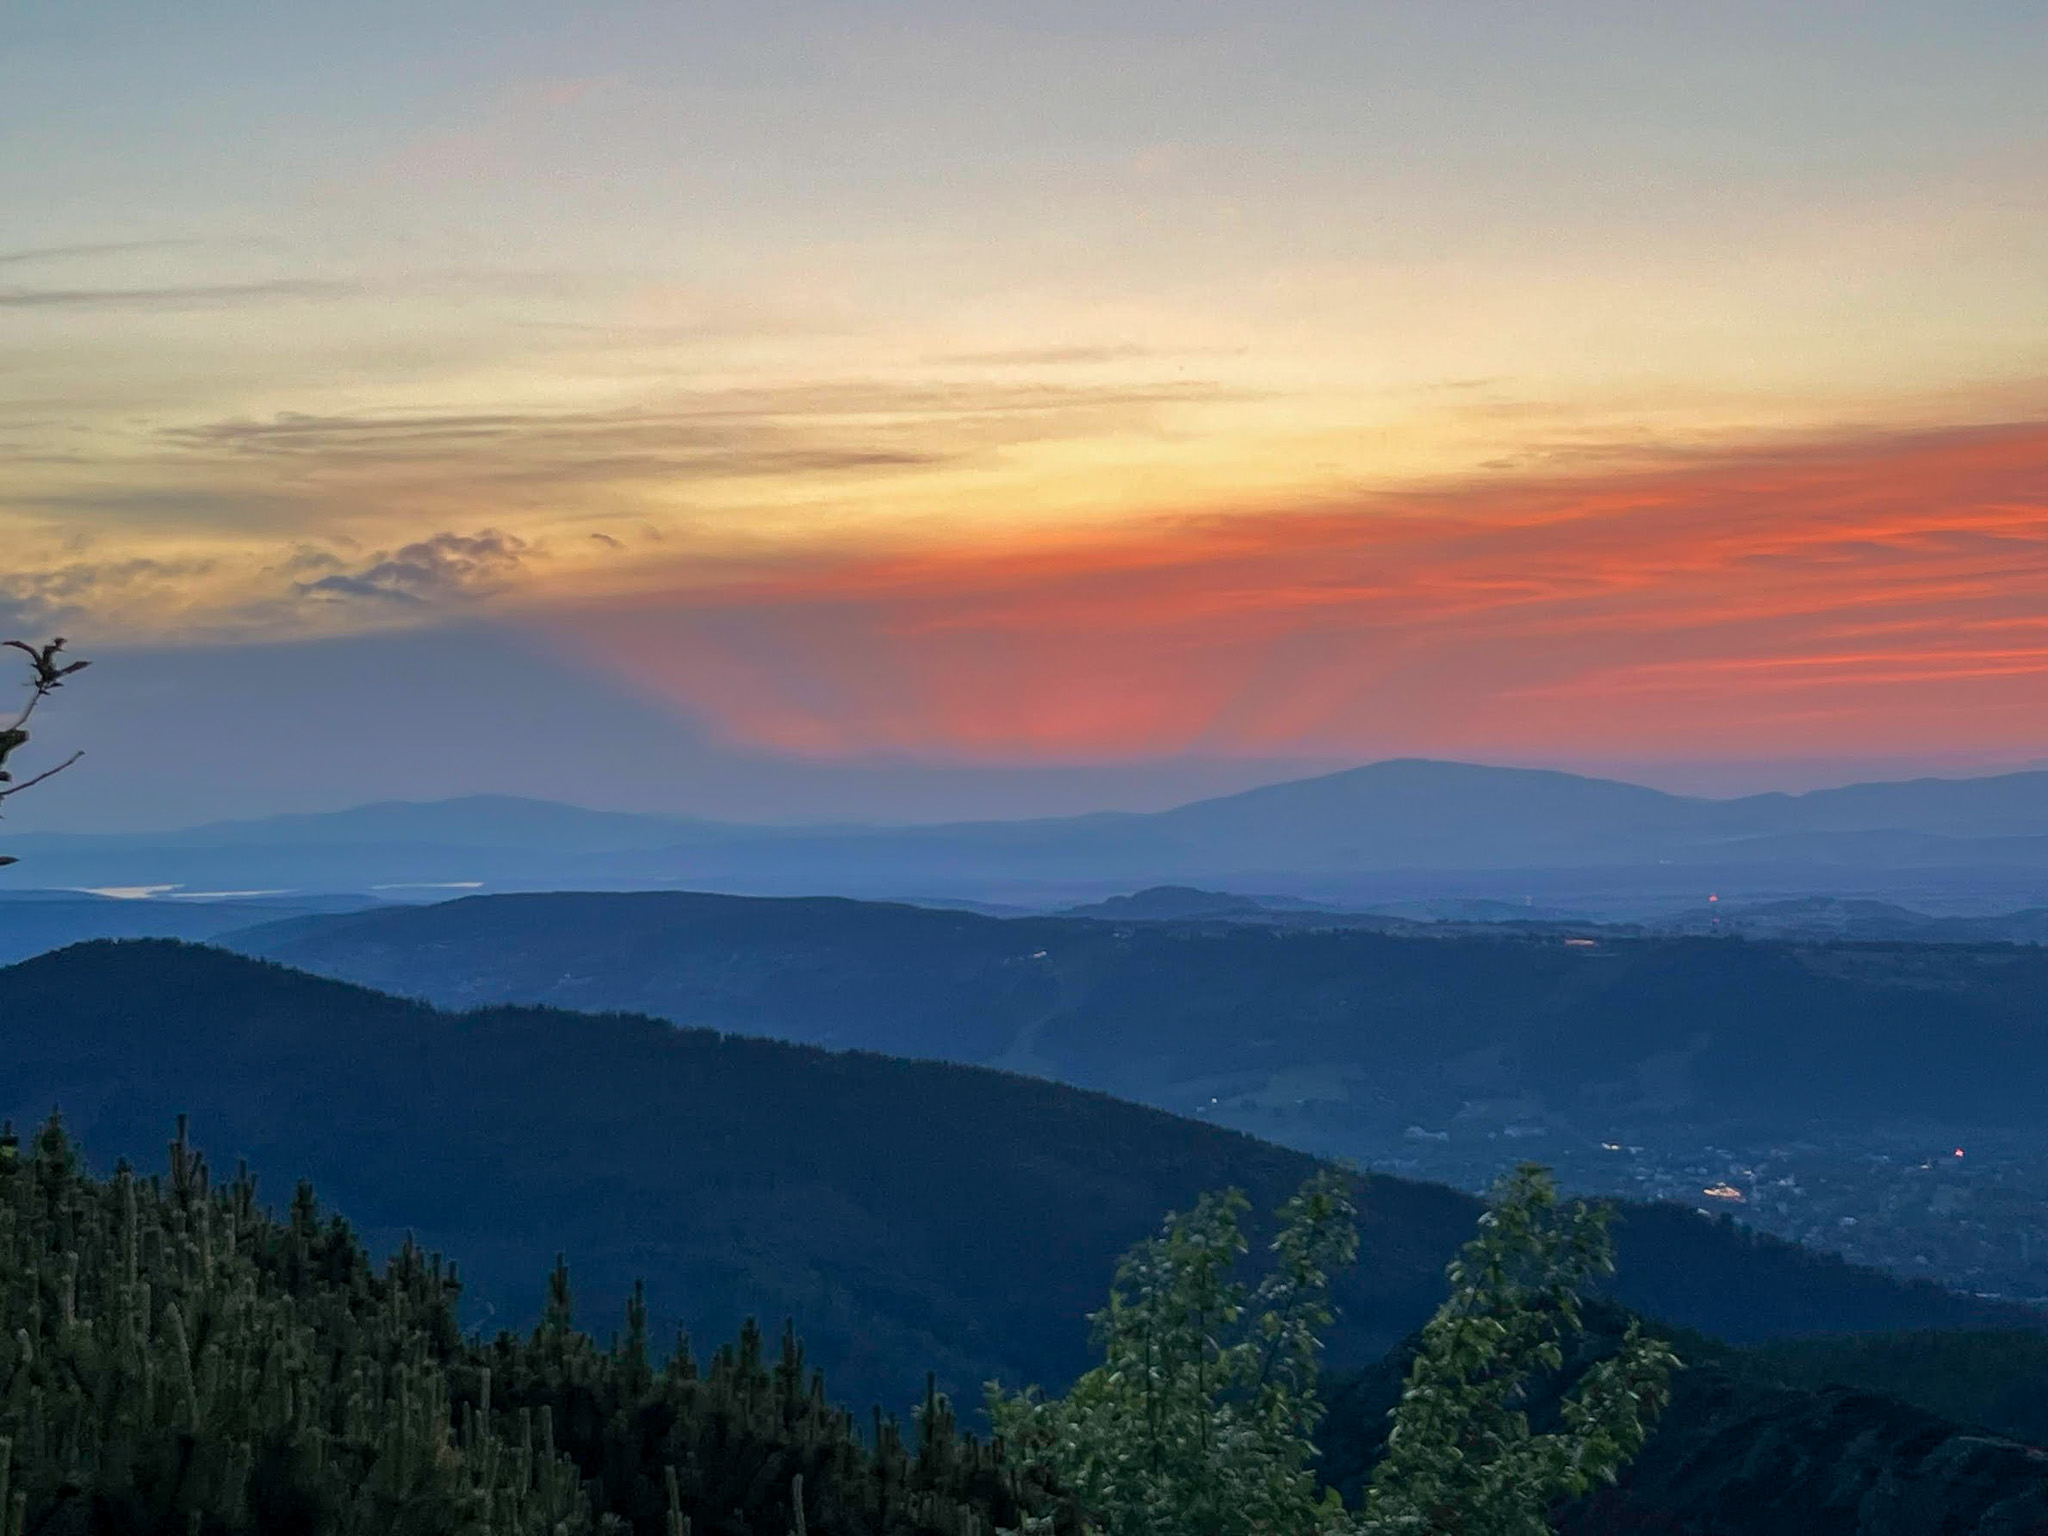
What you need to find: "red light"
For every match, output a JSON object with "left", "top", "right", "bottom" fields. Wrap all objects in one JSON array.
[{"left": 1954, "top": 1148, "right": 1965, "bottom": 1158}]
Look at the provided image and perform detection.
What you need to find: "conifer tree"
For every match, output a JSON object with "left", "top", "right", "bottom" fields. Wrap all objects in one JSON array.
[
  {"left": 0, "top": 1118, "right": 1078, "bottom": 1536},
  {"left": 0, "top": 1113, "right": 597, "bottom": 1535}
]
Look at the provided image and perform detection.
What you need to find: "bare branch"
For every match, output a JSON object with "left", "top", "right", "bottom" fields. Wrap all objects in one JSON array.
[
  {"left": 0, "top": 639, "right": 90, "bottom": 855},
  {"left": 0, "top": 749, "right": 84, "bottom": 803},
  {"left": 7, "top": 687, "right": 45, "bottom": 736}
]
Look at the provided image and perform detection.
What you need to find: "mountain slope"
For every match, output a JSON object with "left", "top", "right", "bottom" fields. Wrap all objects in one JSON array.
[
  {"left": 228, "top": 890, "right": 2048, "bottom": 1136},
  {"left": 0, "top": 890, "right": 380, "bottom": 966},
  {"left": 1140, "top": 758, "right": 1702, "bottom": 866},
  {"left": 1322, "top": 1324, "right": 2048, "bottom": 1536},
  {"left": 3, "top": 940, "right": 2031, "bottom": 1412}
]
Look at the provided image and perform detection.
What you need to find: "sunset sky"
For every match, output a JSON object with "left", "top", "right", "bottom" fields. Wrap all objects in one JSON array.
[{"left": 6, "top": 3, "right": 2048, "bottom": 825}]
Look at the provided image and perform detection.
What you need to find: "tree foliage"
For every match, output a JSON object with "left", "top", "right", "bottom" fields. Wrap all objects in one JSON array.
[
  {"left": 0, "top": 1116, "right": 1077, "bottom": 1536},
  {"left": 993, "top": 1166, "right": 1674, "bottom": 1536},
  {"left": 1361, "top": 1165, "right": 1679, "bottom": 1535},
  {"left": 989, "top": 1172, "right": 1358, "bottom": 1536}
]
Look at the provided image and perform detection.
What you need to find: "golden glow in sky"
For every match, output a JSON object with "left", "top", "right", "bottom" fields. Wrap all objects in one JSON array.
[{"left": 6, "top": 3, "right": 2047, "bottom": 771}]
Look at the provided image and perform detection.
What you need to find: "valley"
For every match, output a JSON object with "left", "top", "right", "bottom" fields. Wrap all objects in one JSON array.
[{"left": 214, "top": 887, "right": 2048, "bottom": 1304}]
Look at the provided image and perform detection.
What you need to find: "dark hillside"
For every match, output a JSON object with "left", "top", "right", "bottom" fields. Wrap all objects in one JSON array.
[
  {"left": 3, "top": 940, "right": 2036, "bottom": 1413},
  {"left": 1322, "top": 1306, "right": 2048, "bottom": 1536},
  {"left": 1325, "top": 1349, "right": 2048, "bottom": 1536},
  {"left": 1727, "top": 1329, "right": 2048, "bottom": 1445},
  {"left": 231, "top": 890, "right": 1060, "bottom": 1061},
  {"left": 230, "top": 891, "right": 2048, "bottom": 1136},
  {"left": 0, "top": 940, "right": 1326, "bottom": 1408}
]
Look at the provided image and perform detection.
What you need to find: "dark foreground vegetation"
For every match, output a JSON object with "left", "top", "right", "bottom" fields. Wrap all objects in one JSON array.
[
  {"left": 0, "top": 1116, "right": 1070, "bottom": 1536},
  {"left": 1723, "top": 1329, "right": 2048, "bottom": 1444},
  {"left": 10, "top": 1116, "right": 2048, "bottom": 1536},
  {"left": 0, "top": 1116, "right": 1681, "bottom": 1536},
  {"left": 0, "top": 1107, "right": 1672, "bottom": 1536}
]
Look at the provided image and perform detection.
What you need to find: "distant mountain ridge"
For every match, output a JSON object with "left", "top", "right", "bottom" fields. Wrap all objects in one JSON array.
[
  {"left": 1058, "top": 885, "right": 1324, "bottom": 922},
  {"left": 13, "top": 759, "right": 2048, "bottom": 902},
  {"left": 1648, "top": 894, "right": 2048, "bottom": 944}
]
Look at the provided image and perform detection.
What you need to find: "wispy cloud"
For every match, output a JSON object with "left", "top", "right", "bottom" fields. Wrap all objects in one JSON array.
[
  {"left": 10, "top": 487, "right": 322, "bottom": 532},
  {"left": 162, "top": 378, "right": 1240, "bottom": 490},
  {"left": 0, "top": 366, "right": 1250, "bottom": 642},
  {"left": 0, "top": 239, "right": 209, "bottom": 269},
  {"left": 0, "top": 279, "right": 357, "bottom": 311},
  {"left": 175, "top": 380, "right": 1236, "bottom": 445},
  {"left": 0, "top": 555, "right": 224, "bottom": 638},
  {"left": 937, "top": 344, "right": 1168, "bottom": 367}
]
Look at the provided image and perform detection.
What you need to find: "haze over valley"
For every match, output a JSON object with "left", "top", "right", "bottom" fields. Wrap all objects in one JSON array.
[{"left": 15, "top": 757, "right": 2048, "bottom": 914}]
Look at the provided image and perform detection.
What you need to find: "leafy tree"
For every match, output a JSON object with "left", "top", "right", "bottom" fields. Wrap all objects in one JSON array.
[
  {"left": 1361, "top": 1165, "right": 1678, "bottom": 1535},
  {"left": 0, "top": 636, "right": 89, "bottom": 865},
  {"left": 993, "top": 1166, "right": 1675, "bottom": 1536},
  {"left": 988, "top": 1172, "right": 1358, "bottom": 1536}
]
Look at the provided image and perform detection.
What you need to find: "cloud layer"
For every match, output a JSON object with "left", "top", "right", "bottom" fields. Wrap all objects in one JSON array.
[
  {"left": 297, "top": 530, "right": 532, "bottom": 607},
  {"left": 546, "top": 419, "right": 2048, "bottom": 763},
  {"left": 9, "top": 7, "right": 2046, "bottom": 791}
]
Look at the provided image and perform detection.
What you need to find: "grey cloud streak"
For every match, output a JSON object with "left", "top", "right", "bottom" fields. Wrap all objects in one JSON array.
[
  {"left": 161, "top": 378, "right": 1243, "bottom": 490},
  {"left": 0, "top": 239, "right": 210, "bottom": 269},
  {"left": 0, "top": 279, "right": 357, "bottom": 310}
]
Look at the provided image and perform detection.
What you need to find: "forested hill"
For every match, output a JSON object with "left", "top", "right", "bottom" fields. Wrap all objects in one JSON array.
[
  {"left": 1320, "top": 1310, "right": 2048, "bottom": 1536},
  {"left": 230, "top": 890, "right": 2048, "bottom": 1137},
  {"left": 3, "top": 941, "right": 2036, "bottom": 1412}
]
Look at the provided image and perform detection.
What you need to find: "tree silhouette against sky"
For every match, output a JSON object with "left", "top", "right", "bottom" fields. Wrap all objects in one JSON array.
[{"left": 0, "top": 637, "right": 89, "bottom": 865}]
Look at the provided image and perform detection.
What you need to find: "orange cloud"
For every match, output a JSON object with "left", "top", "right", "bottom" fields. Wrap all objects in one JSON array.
[{"left": 542, "top": 419, "right": 2048, "bottom": 763}]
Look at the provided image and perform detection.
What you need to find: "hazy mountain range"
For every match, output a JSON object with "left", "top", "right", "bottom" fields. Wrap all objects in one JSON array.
[{"left": 11, "top": 758, "right": 2048, "bottom": 911}]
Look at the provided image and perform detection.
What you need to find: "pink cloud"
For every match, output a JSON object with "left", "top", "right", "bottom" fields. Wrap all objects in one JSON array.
[{"left": 543, "top": 418, "right": 2048, "bottom": 763}]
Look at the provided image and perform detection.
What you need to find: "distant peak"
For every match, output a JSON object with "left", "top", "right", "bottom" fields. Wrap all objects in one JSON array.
[{"left": 1062, "top": 885, "right": 1270, "bottom": 920}]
